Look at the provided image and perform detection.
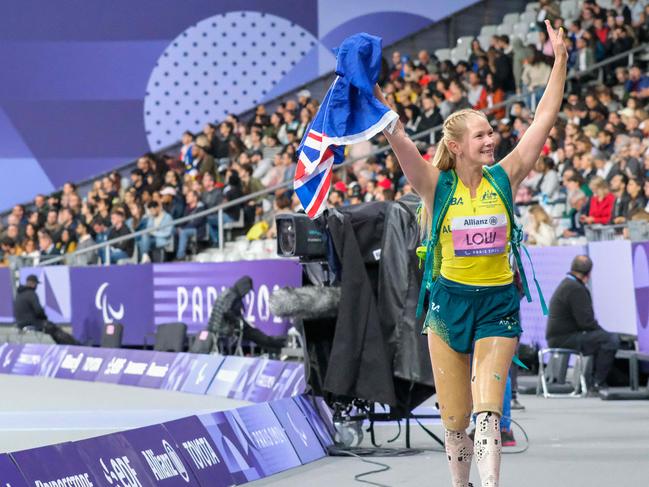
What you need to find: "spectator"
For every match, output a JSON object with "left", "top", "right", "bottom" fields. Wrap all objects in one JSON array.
[
  {"left": 129, "top": 169, "right": 149, "bottom": 200},
  {"left": 546, "top": 255, "right": 620, "bottom": 392},
  {"left": 476, "top": 73, "right": 506, "bottom": 119},
  {"left": 43, "top": 209, "right": 61, "bottom": 241},
  {"left": 58, "top": 207, "right": 77, "bottom": 236},
  {"left": 531, "top": 157, "right": 561, "bottom": 200},
  {"left": 466, "top": 71, "right": 485, "bottom": 108},
  {"left": 418, "top": 96, "right": 443, "bottom": 133},
  {"left": 625, "top": 64, "right": 649, "bottom": 101},
  {"left": 200, "top": 172, "right": 224, "bottom": 209},
  {"left": 525, "top": 205, "right": 557, "bottom": 246},
  {"left": 536, "top": 0, "right": 562, "bottom": 24},
  {"left": 571, "top": 36, "right": 596, "bottom": 80},
  {"left": 328, "top": 190, "right": 345, "bottom": 208},
  {"left": 192, "top": 136, "right": 217, "bottom": 180},
  {"left": 57, "top": 228, "right": 77, "bottom": 255},
  {"left": 522, "top": 49, "right": 552, "bottom": 106},
  {"left": 175, "top": 190, "right": 206, "bottom": 260},
  {"left": 72, "top": 221, "right": 97, "bottom": 266},
  {"left": 622, "top": 177, "right": 647, "bottom": 220},
  {"left": 180, "top": 131, "right": 195, "bottom": 171},
  {"left": 38, "top": 230, "right": 60, "bottom": 261},
  {"left": 160, "top": 186, "right": 185, "bottom": 220},
  {"left": 582, "top": 176, "right": 615, "bottom": 225},
  {"left": 0, "top": 237, "right": 18, "bottom": 266},
  {"left": 20, "top": 239, "right": 39, "bottom": 264},
  {"left": 103, "top": 208, "right": 133, "bottom": 263},
  {"left": 140, "top": 201, "right": 173, "bottom": 263}
]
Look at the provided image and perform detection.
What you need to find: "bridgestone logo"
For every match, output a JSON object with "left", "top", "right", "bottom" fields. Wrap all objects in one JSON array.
[{"left": 34, "top": 473, "right": 93, "bottom": 486}]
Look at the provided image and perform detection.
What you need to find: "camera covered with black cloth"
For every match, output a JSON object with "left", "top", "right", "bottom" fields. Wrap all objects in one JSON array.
[{"left": 272, "top": 194, "right": 435, "bottom": 415}]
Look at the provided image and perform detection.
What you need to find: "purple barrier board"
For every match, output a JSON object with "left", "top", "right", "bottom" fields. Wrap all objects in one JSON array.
[
  {"left": 11, "top": 443, "right": 98, "bottom": 487},
  {"left": 138, "top": 351, "right": 177, "bottom": 389},
  {"left": 0, "top": 453, "right": 28, "bottom": 486},
  {"left": 197, "top": 411, "right": 263, "bottom": 483},
  {"left": 8, "top": 344, "right": 51, "bottom": 376},
  {"left": 293, "top": 395, "right": 335, "bottom": 449},
  {"left": 520, "top": 244, "right": 587, "bottom": 348},
  {"left": 119, "top": 350, "right": 153, "bottom": 387},
  {"left": 36, "top": 344, "right": 70, "bottom": 378},
  {"left": 180, "top": 355, "right": 225, "bottom": 395},
  {"left": 53, "top": 346, "right": 88, "bottom": 380},
  {"left": 269, "top": 398, "right": 326, "bottom": 464},
  {"left": 228, "top": 357, "right": 267, "bottom": 401},
  {"left": 159, "top": 353, "right": 197, "bottom": 392},
  {"left": 224, "top": 403, "right": 302, "bottom": 476},
  {"left": 163, "top": 416, "right": 235, "bottom": 487},
  {"left": 269, "top": 362, "right": 306, "bottom": 400},
  {"left": 70, "top": 265, "right": 154, "bottom": 346},
  {"left": 120, "top": 424, "right": 201, "bottom": 486},
  {"left": 95, "top": 348, "right": 132, "bottom": 384},
  {"left": 74, "top": 430, "right": 159, "bottom": 486},
  {"left": 0, "top": 267, "right": 14, "bottom": 322},
  {"left": 244, "top": 360, "right": 287, "bottom": 403},
  {"left": 206, "top": 356, "right": 252, "bottom": 397},
  {"left": 152, "top": 261, "right": 302, "bottom": 336},
  {"left": 0, "top": 344, "right": 22, "bottom": 374},
  {"left": 51, "top": 346, "right": 113, "bottom": 382},
  {"left": 632, "top": 242, "right": 649, "bottom": 353}
]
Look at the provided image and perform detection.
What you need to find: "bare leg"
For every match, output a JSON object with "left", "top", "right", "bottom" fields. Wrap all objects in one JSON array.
[
  {"left": 428, "top": 333, "right": 473, "bottom": 487},
  {"left": 471, "top": 337, "right": 518, "bottom": 487}
]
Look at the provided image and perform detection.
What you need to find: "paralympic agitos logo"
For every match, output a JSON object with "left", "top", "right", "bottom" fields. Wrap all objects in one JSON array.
[{"left": 95, "top": 282, "right": 125, "bottom": 323}]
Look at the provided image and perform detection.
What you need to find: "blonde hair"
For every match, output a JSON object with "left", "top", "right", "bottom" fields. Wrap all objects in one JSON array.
[
  {"left": 420, "top": 109, "right": 488, "bottom": 237},
  {"left": 589, "top": 176, "right": 608, "bottom": 192},
  {"left": 528, "top": 205, "right": 553, "bottom": 229}
]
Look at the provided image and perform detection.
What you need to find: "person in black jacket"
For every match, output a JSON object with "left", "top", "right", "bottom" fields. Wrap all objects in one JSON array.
[
  {"left": 14, "top": 274, "right": 47, "bottom": 330},
  {"left": 546, "top": 255, "right": 620, "bottom": 391},
  {"left": 14, "top": 274, "right": 79, "bottom": 344}
]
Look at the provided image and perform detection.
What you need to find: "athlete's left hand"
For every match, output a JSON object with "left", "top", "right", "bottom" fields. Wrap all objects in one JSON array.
[{"left": 545, "top": 20, "right": 567, "bottom": 61}]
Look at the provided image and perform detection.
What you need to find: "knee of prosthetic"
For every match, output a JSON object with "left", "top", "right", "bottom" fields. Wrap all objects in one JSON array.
[{"left": 441, "top": 406, "right": 473, "bottom": 431}]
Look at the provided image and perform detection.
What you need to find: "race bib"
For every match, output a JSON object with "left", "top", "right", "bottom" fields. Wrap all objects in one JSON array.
[{"left": 451, "top": 214, "right": 507, "bottom": 257}]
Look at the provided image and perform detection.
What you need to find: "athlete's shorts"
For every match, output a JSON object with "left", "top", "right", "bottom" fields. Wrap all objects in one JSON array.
[{"left": 422, "top": 276, "right": 522, "bottom": 354}]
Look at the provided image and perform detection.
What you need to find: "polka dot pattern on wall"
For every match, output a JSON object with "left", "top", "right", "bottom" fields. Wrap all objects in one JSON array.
[{"left": 144, "top": 11, "right": 319, "bottom": 151}]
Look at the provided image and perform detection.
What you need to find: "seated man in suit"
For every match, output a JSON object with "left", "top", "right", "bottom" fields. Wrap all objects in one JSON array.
[{"left": 546, "top": 255, "right": 620, "bottom": 392}]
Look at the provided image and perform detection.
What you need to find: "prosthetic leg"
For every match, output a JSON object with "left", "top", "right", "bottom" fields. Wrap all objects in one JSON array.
[
  {"left": 471, "top": 337, "right": 518, "bottom": 487},
  {"left": 428, "top": 333, "right": 473, "bottom": 487}
]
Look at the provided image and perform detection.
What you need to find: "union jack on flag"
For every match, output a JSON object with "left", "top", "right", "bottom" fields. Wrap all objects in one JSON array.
[
  {"left": 293, "top": 33, "right": 398, "bottom": 220},
  {"left": 294, "top": 89, "right": 345, "bottom": 219}
]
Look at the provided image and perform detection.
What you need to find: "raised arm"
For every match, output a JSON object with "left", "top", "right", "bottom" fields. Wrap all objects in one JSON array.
[
  {"left": 501, "top": 20, "right": 567, "bottom": 190},
  {"left": 374, "top": 85, "right": 439, "bottom": 205}
]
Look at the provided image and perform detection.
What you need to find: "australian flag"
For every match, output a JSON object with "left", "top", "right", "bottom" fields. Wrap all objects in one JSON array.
[{"left": 294, "top": 33, "right": 398, "bottom": 219}]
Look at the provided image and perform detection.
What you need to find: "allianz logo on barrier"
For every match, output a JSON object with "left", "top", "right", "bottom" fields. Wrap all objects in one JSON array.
[
  {"left": 141, "top": 440, "right": 190, "bottom": 483},
  {"left": 95, "top": 283, "right": 125, "bottom": 323}
]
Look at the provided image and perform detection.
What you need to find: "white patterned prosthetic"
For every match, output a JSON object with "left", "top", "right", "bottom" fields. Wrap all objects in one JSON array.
[
  {"left": 474, "top": 412, "right": 501, "bottom": 487},
  {"left": 444, "top": 429, "right": 473, "bottom": 487}
]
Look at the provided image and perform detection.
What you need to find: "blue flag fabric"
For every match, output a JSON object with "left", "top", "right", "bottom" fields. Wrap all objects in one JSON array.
[{"left": 294, "top": 33, "right": 398, "bottom": 219}]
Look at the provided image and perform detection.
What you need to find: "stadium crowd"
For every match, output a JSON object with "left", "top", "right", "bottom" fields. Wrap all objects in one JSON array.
[{"left": 1, "top": 0, "right": 649, "bottom": 266}]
